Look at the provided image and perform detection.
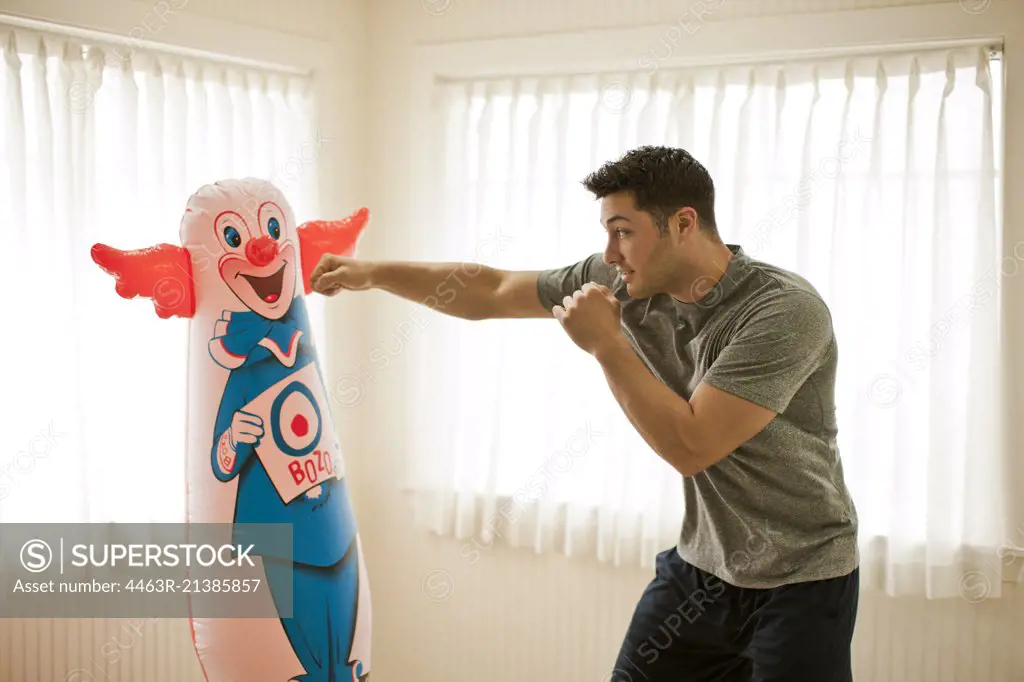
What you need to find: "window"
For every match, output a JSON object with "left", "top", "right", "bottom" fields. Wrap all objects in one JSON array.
[
  {"left": 1, "top": 26, "right": 323, "bottom": 523},
  {"left": 408, "top": 45, "right": 1009, "bottom": 598}
]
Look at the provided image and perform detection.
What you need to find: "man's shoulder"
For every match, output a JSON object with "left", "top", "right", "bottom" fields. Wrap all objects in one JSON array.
[
  {"left": 538, "top": 252, "right": 622, "bottom": 289},
  {"left": 713, "top": 254, "right": 836, "bottom": 356},
  {"left": 584, "top": 253, "right": 622, "bottom": 285},
  {"left": 535, "top": 252, "right": 625, "bottom": 312},
  {"left": 732, "top": 254, "right": 831, "bottom": 317}
]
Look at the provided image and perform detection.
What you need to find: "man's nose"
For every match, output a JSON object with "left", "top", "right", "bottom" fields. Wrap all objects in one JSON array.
[
  {"left": 603, "top": 244, "right": 619, "bottom": 265},
  {"left": 246, "top": 236, "right": 279, "bottom": 266}
]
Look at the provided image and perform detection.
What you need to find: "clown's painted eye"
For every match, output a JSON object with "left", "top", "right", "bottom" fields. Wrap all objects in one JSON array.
[
  {"left": 268, "top": 217, "right": 281, "bottom": 240},
  {"left": 223, "top": 226, "right": 242, "bottom": 248}
]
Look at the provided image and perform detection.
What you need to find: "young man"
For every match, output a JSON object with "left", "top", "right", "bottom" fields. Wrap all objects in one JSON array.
[{"left": 310, "top": 145, "right": 860, "bottom": 681}]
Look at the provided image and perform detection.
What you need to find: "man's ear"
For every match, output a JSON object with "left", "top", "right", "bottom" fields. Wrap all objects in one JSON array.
[{"left": 675, "top": 207, "right": 698, "bottom": 236}]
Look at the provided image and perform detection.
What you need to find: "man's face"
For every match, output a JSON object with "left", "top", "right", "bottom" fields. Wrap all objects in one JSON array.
[{"left": 600, "top": 192, "right": 680, "bottom": 299}]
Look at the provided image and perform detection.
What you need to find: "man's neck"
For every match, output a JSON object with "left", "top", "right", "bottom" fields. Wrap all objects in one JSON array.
[{"left": 669, "top": 242, "right": 735, "bottom": 304}]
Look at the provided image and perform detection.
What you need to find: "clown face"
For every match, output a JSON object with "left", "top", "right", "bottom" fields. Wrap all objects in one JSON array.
[{"left": 215, "top": 201, "right": 297, "bottom": 320}]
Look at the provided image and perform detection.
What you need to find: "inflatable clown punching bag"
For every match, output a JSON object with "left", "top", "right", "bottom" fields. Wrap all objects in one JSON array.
[{"left": 91, "top": 178, "right": 371, "bottom": 682}]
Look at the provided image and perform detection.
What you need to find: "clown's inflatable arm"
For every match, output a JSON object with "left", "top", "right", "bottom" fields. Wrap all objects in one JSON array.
[
  {"left": 211, "top": 379, "right": 262, "bottom": 482},
  {"left": 210, "top": 406, "right": 264, "bottom": 481}
]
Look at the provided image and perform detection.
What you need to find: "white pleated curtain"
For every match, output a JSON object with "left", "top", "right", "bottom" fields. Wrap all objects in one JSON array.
[
  {"left": 0, "top": 27, "right": 322, "bottom": 524},
  {"left": 409, "top": 45, "right": 1010, "bottom": 598}
]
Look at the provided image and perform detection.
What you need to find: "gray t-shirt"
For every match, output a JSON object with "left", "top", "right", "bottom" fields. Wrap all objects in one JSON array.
[{"left": 536, "top": 245, "right": 858, "bottom": 588}]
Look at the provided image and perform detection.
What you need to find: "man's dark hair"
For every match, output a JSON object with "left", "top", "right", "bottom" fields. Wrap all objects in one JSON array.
[{"left": 581, "top": 145, "right": 719, "bottom": 238}]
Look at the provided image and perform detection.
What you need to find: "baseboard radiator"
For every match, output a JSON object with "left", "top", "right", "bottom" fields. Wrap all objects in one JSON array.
[
  {"left": 3, "top": 588, "right": 1024, "bottom": 682},
  {"left": 0, "top": 618, "right": 204, "bottom": 682}
]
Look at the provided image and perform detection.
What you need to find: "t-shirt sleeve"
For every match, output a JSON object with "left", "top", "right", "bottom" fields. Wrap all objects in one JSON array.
[
  {"left": 700, "top": 289, "right": 834, "bottom": 413},
  {"left": 535, "top": 252, "right": 616, "bottom": 312}
]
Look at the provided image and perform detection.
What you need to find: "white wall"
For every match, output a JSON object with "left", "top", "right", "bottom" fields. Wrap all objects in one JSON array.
[{"left": 355, "top": 1, "right": 1024, "bottom": 681}]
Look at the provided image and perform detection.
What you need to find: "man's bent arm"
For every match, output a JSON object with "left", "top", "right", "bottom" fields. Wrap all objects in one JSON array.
[{"left": 594, "top": 345, "right": 777, "bottom": 477}]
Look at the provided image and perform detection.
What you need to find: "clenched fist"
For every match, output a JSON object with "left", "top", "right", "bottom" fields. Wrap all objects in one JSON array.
[
  {"left": 552, "top": 283, "right": 630, "bottom": 358},
  {"left": 230, "top": 409, "right": 264, "bottom": 448},
  {"left": 310, "top": 254, "right": 375, "bottom": 296}
]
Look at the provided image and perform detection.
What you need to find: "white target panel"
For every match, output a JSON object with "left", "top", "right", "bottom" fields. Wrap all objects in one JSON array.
[{"left": 240, "top": 362, "right": 344, "bottom": 503}]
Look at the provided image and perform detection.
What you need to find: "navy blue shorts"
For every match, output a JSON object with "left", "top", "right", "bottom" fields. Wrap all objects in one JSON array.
[{"left": 609, "top": 547, "right": 859, "bottom": 682}]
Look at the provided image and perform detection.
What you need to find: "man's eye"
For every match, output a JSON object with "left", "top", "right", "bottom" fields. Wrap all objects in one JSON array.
[{"left": 616, "top": 230, "right": 629, "bottom": 238}]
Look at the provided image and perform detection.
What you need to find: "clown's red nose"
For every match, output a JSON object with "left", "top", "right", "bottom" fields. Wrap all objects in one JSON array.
[{"left": 246, "top": 237, "right": 279, "bottom": 267}]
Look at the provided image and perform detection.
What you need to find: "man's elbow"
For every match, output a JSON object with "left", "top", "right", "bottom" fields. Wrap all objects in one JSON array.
[
  {"left": 657, "top": 435, "right": 695, "bottom": 477},
  {"left": 676, "top": 456, "right": 710, "bottom": 478},
  {"left": 674, "top": 452, "right": 725, "bottom": 478},
  {"left": 669, "top": 430, "right": 720, "bottom": 478}
]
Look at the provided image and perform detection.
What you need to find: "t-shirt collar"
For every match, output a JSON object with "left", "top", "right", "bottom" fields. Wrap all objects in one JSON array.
[{"left": 641, "top": 244, "right": 749, "bottom": 328}]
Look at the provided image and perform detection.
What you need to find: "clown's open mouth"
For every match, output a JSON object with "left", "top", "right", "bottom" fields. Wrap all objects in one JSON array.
[{"left": 240, "top": 262, "right": 286, "bottom": 303}]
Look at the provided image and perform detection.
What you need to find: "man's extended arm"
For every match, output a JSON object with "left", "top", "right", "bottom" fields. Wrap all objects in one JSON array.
[
  {"left": 373, "top": 262, "right": 549, "bottom": 320},
  {"left": 310, "top": 255, "right": 551, "bottom": 320},
  {"left": 311, "top": 252, "right": 612, "bottom": 321}
]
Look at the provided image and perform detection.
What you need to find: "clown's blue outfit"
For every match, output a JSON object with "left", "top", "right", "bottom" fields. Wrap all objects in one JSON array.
[{"left": 208, "top": 297, "right": 366, "bottom": 682}]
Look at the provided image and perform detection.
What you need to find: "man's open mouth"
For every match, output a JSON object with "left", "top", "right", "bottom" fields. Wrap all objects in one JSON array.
[{"left": 240, "top": 262, "right": 286, "bottom": 303}]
